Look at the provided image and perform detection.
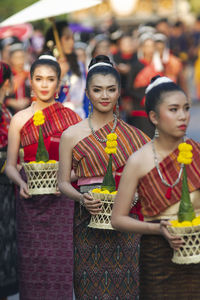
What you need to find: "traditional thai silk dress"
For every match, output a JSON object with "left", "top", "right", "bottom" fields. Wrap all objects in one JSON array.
[
  {"left": 72, "top": 119, "right": 149, "bottom": 299},
  {"left": 138, "top": 139, "right": 200, "bottom": 300},
  {"left": 18, "top": 102, "right": 81, "bottom": 300},
  {"left": 0, "top": 104, "right": 18, "bottom": 298}
]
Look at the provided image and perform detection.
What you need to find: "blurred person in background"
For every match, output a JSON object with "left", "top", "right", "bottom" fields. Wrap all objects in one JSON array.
[
  {"left": 113, "top": 33, "right": 138, "bottom": 120},
  {"left": 6, "top": 42, "right": 31, "bottom": 114},
  {"left": 126, "top": 30, "right": 164, "bottom": 138},
  {"left": 90, "top": 34, "right": 111, "bottom": 59},
  {"left": 0, "top": 61, "right": 18, "bottom": 300},
  {"left": 154, "top": 32, "right": 188, "bottom": 94},
  {"left": 0, "top": 36, "right": 21, "bottom": 64},
  {"left": 44, "top": 20, "right": 87, "bottom": 119}
]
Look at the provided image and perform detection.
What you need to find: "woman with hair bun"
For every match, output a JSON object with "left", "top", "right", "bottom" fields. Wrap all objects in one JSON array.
[
  {"left": 112, "top": 75, "right": 200, "bottom": 299},
  {"left": 5, "top": 54, "right": 81, "bottom": 300},
  {"left": 0, "top": 61, "right": 18, "bottom": 300},
  {"left": 58, "top": 55, "right": 149, "bottom": 299}
]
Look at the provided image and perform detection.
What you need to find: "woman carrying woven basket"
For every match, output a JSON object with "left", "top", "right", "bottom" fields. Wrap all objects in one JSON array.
[
  {"left": 58, "top": 55, "right": 149, "bottom": 299},
  {"left": 111, "top": 75, "right": 200, "bottom": 299},
  {"left": 5, "top": 54, "right": 81, "bottom": 300}
]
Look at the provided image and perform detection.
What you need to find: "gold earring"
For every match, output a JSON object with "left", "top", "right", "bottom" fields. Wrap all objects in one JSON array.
[
  {"left": 88, "top": 101, "right": 92, "bottom": 115},
  {"left": 31, "top": 90, "right": 34, "bottom": 98},
  {"left": 154, "top": 128, "right": 159, "bottom": 138},
  {"left": 55, "top": 92, "right": 59, "bottom": 99},
  {"left": 115, "top": 99, "right": 120, "bottom": 118}
]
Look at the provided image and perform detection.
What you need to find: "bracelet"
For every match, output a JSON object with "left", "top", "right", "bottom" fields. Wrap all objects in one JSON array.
[{"left": 79, "top": 194, "right": 85, "bottom": 207}]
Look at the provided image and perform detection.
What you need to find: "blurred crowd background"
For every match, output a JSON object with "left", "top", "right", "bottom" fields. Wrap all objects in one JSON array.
[{"left": 1, "top": 0, "right": 200, "bottom": 138}]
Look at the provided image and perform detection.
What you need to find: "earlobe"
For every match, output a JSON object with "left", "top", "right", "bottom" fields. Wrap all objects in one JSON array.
[
  {"left": 85, "top": 89, "right": 89, "bottom": 99},
  {"left": 149, "top": 110, "right": 158, "bottom": 126}
]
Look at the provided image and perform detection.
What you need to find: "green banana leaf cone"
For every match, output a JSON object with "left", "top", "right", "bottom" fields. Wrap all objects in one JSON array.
[
  {"left": 101, "top": 154, "right": 116, "bottom": 193},
  {"left": 178, "top": 165, "right": 196, "bottom": 222},
  {"left": 35, "top": 126, "right": 49, "bottom": 162}
]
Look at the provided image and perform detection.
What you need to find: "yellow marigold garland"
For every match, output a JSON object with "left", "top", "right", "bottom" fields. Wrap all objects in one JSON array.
[
  {"left": 177, "top": 142, "right": 195, "bottom": 222},
  {"left": 33, "top": 110, "right": 45, "bottom": 126}
]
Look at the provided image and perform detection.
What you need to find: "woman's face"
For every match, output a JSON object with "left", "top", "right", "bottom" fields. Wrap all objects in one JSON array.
[
  {"left": 87, "top": 74, "right": 120, "bottom": 113},
  {"left": 9, "top": 50, "right": 25, "bottom": 71},
  {"left": 31, "top": 65, "right": 59, "bottom": 102},
  {"left": 60, "top": 27, "right": 74, "bottom": 55},
  {"left": 154, "top": 91, "right": 190, "bottom": 138},
  {"left": 141, "top": 39, "right": 155, "bottom": 60}
]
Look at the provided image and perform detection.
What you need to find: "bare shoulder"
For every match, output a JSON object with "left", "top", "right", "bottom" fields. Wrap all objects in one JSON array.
[
  {"left": 126, "top": 142, "right": 154, "bottom": 178},
  {"left": 10, "top": 106, "right": 32, "bottom": 130},
  {"left": 61, "top": 119, "right": 90, "bottom": 147}
]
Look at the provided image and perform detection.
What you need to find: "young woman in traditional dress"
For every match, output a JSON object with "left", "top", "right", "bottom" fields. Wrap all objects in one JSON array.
[
  {"left": 0, "top": 62, "right": 18, "bottom": 300},
  {"left": 5, "top": 54, "right": 81, "bottom": 300},
  {"left": 111, "top": 75, "right": 200, "bottom": 299},
  {"left": 58, "top": 55, "right": 149, "bottom": 299}
]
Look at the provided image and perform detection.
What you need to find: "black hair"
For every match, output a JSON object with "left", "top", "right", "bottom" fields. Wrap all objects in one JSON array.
[
  {"left": 44, "top": 20, "right": 70, "bottom": 45},
  {"left": 145, "top": 75, "right": 185, "bottom": 116},
  {"left": 86, "top": 55, "right": 121, "bottom": 90},
  {"left": 30, "top": 52, "right": 61, "bottom": 80},
  {"left": 0, "top": 61, "right": 12, "bottom": 88},
  {"left": 44, "top": 20, "right": 81, "bottom": 77}
]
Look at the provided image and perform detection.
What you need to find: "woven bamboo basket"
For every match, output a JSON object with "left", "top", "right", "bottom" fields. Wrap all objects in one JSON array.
[
  {"left": 88, "top": 191, "right": 117, "bottom": 230},
  {"left": 168, "top": 224, "right": 200, "bottom": 264},
  {"left": 22, "top": 162, "right": 59, "bottom": 195}
]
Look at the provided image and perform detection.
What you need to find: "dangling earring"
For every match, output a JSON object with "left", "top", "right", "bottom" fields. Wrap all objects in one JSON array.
[
  {"left": 31, "top": 90, "right": 34, "bottom": 98},
  {"left": 55, "top": 92, "right": 59, "bottom": 99},
  {"left": 88, "top": 101, "right": 92, "bottom": 116},
  {"left": 5, "top": 90, "right": 9, "bottom": 96},
  {"left": 115, "top": 99, "right": 120, "bottom": 118},
  {"left": 154, "top": 127, "right": 159, "bottom": 139}
]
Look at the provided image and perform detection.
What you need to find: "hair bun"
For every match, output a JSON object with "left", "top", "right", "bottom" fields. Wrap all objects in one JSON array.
[
  {"left": 150, "top": 75, "right": 161, "bottom": 83},
  {"left": 145, "top": 76, "right": 173, "bottom": 94}
]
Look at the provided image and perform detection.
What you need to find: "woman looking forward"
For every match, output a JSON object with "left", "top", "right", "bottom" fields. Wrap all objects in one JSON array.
[
  {"left": 5, "top": 54, "right": 81, "bottom": 300},
  {"left": 58, "top": 55, "right": 149, "bottom": 299}
]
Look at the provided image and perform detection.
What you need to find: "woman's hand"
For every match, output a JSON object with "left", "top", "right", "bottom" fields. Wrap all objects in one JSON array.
[
  {"left": 19, "top": 181, "right": 30, "bottom": 199},
  {"left": 82, "top": 193, "right": 102, "bottom": 215},
  {"left": 160, "top": 220, "right": 184, "bottom": 250}
]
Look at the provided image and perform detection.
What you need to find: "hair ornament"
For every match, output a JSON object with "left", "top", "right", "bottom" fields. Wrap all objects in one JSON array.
[
  {"left": 88, "top": 62, "right": 112, "bottom": 72},
  {"left": 38, "top": 55, "right": 57, "bottom": 62},
  {"left": 145, "top": 76, "right": 173, "bottom": 94}
]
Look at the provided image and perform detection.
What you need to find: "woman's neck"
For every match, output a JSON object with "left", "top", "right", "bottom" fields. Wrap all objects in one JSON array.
[
  {"left": 32, "top": 98, "right": 56, "bottom": 112},
  {"left": 153, "top": 134, "right": 185, "bottom": 159},
  {"left": 88, "top": 111, "right": 116, "bottom": 130}
]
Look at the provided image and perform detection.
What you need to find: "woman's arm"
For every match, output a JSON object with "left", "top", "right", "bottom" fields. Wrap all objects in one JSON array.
[
  {"left": 58, "top": 128, "right": 102, "bottom": 215},
  {"left": 5, "top": 114, "right": 29, "bottom": 198},
  {"left": 111, "top": 153, "right": 183, "bottom": 250}
]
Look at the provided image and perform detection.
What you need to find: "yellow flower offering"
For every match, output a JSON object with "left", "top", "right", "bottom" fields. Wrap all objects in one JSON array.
[
  {"left": 192, "top": 216, "right": 200, "bottom": 226},
  {"left": 177, "top": 142, "right": 195, "bottom": 222},
  {"left": 33, "top": 110, "right": 49, "bottom": 162},
  {"left": 105, "top": 133, "right": 118, "bottom": 155},
  {"left": 33, "top": 110, "right": 45, "bottom": 126},
  {"left": 91, "top": 188, "right": 101, "bottom": 193},
  {"left": 91, "top": 188, "right": 117, "bottom": 195},
  {"left": 177, "top": 143, "right": 193, "bottom": 165},
  {"left": 101, "top": 133, "right": 118, "bottom": 193},
  {"left": 107, "top": 133, "right": 117, "bottom": 141},
  {"left": 111, "top": 191, "right": 117, "bottom": 195},
  {"left": 170, "top": 218, "right": 200, "bottom": 227}
]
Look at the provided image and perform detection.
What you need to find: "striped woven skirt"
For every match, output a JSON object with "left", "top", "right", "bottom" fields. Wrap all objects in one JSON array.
[
  {"left": 140, "top": 234, "right": 200, "bottom": 300},
  {"left": 74, "top": 202, "right": 140, "bottom": 299}
]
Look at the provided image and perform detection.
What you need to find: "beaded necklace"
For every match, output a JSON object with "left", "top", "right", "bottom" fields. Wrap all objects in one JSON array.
[
  {"left": 152, "top": 139, "right": 184, "bottom": 199},
  {"left": 88, "top": 113, "right": 118, "bottom": 143}
]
